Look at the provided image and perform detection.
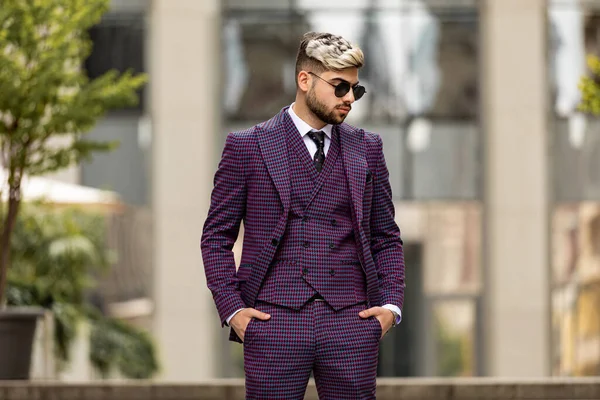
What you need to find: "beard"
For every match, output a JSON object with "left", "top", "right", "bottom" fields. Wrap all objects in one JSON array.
[{"left": 306, "top": 88, "right": 349, "bottom": 125}]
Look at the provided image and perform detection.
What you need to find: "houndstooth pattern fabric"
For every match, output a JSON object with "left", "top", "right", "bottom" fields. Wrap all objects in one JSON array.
[
  {"left": 255, "top": 125, "right": 367, "bottom": 311},
  {"left": 243, "top": 301, "right": 381, "bottom": 399},
  {"left": 201, "top": 106, "right": 405, "bottom": 337}
]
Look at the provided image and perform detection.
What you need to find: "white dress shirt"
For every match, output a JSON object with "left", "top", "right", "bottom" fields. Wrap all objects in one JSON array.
[
  {"left": 287, "top": 103, "right": 333, "bottom": 157},
  {"left": 226, "top": 104, "right": 402, "bottom": 326}
]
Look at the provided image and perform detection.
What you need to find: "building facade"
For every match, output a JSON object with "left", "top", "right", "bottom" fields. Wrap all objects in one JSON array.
[{"left": 74, "top": 0, "right": 600, "bottom": 380}]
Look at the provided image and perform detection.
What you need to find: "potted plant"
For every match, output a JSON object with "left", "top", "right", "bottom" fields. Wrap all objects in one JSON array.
[
  {"left": 7, "top": 203, "right": 159, "bottom": 379},
  {"left": 0, "top": 0, "right": 146, "bottom": 379}
]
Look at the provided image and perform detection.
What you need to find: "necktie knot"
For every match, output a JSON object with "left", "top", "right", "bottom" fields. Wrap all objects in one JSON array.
[{"left": 308, "top": 131, "right": 326, "bottom": 149}]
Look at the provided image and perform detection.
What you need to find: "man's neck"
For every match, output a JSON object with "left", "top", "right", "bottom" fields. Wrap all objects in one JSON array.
[{"left": 292, "top": 101, "right": 327, "bottom": 130}]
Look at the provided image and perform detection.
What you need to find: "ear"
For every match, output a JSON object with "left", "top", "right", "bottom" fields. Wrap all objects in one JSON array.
[{"left": 297, "top": 70, "right": 310, "bottom": 93}]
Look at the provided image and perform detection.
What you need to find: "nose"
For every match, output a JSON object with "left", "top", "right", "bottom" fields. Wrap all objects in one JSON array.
[{"left": 342, "top": 89, "right": 355, "bottom": 104}]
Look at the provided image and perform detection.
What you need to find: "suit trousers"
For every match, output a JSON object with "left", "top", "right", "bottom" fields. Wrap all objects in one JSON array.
[{"left": 243, "top": 300, "right": 382, "bottom": 400}]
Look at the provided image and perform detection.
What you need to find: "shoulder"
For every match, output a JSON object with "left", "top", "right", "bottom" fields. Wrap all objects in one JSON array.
[
  {"left": 228, "top": 126, "right": 258, "bottom": 142},
  {"left": 364, "top": 130, "right": 383, "bottom": 148},
  {"left": 338, "top": 122, "right": 383, "bottom": 149},
  {"left": 228, "top": 111, "right": 284, "bottom": 144},
  {"left": 225, "top": 124, "right": 262, "bottom": 152}
]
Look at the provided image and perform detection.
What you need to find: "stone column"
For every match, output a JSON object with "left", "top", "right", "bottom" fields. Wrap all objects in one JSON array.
[
  {"left": 482, "top": 0, "right": 550, "bottom": 376},
  {"left": 150, "top": 0, "right": 221, "bottom": 380}
]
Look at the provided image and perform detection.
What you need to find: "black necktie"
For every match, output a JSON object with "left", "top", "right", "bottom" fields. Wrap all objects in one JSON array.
[{"left": 308, "top": 131, "right": 326, "bottom": 172}]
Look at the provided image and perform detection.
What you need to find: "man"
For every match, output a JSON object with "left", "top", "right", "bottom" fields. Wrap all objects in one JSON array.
[{"left": 201, "top": 32, "right": 405, "bottom": 399}]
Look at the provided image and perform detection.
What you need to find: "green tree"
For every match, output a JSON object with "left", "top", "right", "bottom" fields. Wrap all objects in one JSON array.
[
  {"left": 8, "top": 204, "right": 159, "bottom": 378},
  {"left": 579, "top": 55, "right": 600, "bottom": 115},
  {"left": 0, "top": 0, "right": 147, "bottom": 305}
]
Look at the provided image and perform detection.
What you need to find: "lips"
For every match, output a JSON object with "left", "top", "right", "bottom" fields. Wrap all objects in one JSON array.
[{"left": 338, "top": 107, "right": 351, "bottom": 112}]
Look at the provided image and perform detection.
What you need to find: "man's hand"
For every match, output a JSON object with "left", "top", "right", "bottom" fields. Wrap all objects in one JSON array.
[
  {"left": 230, "top": 308, "right": 271, "bottom": 342},
  {"left": 359, "top": 307, "right": 394, "bottom": 339}
]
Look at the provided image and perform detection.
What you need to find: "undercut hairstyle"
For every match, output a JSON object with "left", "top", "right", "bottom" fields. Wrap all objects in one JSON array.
[{"left": 295, "top": 32, "right": 364, "bottom": 86}]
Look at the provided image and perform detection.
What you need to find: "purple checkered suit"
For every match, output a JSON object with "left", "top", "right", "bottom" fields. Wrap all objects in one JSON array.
[{"left": 201, "top": 106, "right": 405, "bottom": 399}]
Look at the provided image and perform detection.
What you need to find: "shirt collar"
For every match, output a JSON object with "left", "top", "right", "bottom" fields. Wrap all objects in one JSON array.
[{"left": 287, "top": 103, "right": 333, "bottom": 139}]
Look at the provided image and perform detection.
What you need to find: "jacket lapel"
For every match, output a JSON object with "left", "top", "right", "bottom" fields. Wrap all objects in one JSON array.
[
  {"left": 255, "top": 108, "right": 293, "bottom": 212},
  {"left": 256, "top": 109, "right": 368, "bottom": 222},
  {"left": 339, "top": 124, "right": 367, "bottom": 224}
]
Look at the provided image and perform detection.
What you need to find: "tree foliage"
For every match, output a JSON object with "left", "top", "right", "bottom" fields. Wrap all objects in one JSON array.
[
  {"left": 579, "top": 55, "right": 600, "bottom": 115},
  {"left": 0, "top": 0, "right": 147, "bottom": 304},
  {"left": 7, "top": 204, "right": 159, "bottom": 379}
]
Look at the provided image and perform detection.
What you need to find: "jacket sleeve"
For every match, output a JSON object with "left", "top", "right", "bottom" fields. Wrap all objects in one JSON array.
[
  {"left": 201, "top": 133, "right": 248, "bottom": 325},
  {"left": 369, "top": 135, "right": 406, "bottom": 310}
]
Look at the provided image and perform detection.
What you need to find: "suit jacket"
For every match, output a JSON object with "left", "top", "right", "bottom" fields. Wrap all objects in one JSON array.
[{"left": 201, "top": 106, "right": 405, "bottom": 327}]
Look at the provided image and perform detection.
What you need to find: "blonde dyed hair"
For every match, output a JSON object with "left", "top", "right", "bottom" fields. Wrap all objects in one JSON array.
[{"left": 295, "top": 32, "right": 364, "bottom": 84}]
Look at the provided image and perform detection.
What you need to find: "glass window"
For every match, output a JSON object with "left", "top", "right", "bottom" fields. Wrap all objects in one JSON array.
[
  {"left": 84, "top": 12, "right": 147, "bottom": 114},
  {"left": 421, "top": 203, "right": 482, "bottom": 296},
  {"left": 224, "top": 0, "right": 293, "bottom": 9},
  {"left": 81, "top": 116, "right": 150, "bottom": 206},
  {"left": 552, "top": 203, "right": 600, "bottom": 376},
  {"left": 549, "top": 0, "right": 600, "bottom": 202},
  {"left": 552, "top": 117, "right": 600, "bottom": 202},
  {"left": 377, "top": 202, "right": 482, "bottom": 377},
  {"left": 222, "top": 0, "right": 480, "bottom": 200},
  {"left": 430, "top": 299, "right": 477, "bottom": 377}
]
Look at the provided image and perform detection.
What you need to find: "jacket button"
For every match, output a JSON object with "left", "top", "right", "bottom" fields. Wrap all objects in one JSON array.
[
  {"left": 303, "top": 241, "right": 310, "bottom": 248},
  {"left": 329, "top": 243, "right": 335, "bottom": 249},
  {"left": 271, "top": 239, "right": 279, "bottom": 246},
  {"left": 331, "top": 219, "right": 337, "bottom": 226},
  {"left": 302, "top": 268, "right": 309, "bottom": 275},
  {"left": 329, "top": 269, "right": 335, "bottom": 276},
  {"left": 302, "top": 216, "right": 309, "bottom": 222}
]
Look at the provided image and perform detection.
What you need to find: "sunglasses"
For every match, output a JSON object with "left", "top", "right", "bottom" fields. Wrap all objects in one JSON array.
[{"left": 308, "top": 72, "right": 366, "bottom": 101}]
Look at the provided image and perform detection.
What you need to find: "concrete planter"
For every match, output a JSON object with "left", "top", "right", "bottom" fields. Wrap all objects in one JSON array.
[{"left": 0, "top": 307, "right": 44, "bottom": 380}]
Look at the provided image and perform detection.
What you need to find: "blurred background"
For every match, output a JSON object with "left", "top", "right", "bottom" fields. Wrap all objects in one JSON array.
[{"left": 9, "top": 0, "right": 600, "bottom": 383}]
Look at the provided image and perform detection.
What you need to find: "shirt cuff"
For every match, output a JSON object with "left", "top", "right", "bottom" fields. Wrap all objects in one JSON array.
[
  {"left": 225, "top": 308, "right": 245, "bottom": 326},
  {"left": 382, "top": 304, "right": 402, "bottom": 325}
]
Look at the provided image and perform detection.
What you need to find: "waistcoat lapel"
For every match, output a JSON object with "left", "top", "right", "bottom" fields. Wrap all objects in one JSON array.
[
  {"left": 286, "top": 125, "right": 319, "bottom": 182},
  {"left": 305, "top": 130, "right": 341, "bottom": 209}
]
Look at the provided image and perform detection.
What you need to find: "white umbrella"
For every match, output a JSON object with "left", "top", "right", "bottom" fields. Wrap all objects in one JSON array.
[{"left": 0, "top": 168, "right": 121, "bottom": 209}]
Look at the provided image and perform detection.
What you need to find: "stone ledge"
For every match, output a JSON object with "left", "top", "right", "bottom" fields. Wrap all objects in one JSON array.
[{"left": 0, "top": 378, "right": 599, "bottom": 400}]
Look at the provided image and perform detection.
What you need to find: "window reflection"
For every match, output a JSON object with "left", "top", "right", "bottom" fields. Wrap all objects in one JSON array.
[
  {"left": 421, "top": 203, "right": 481, "bottom": 295},
  {"left": 549, "top": 0, "right": 600, "bottom": 201},
  {"left": 431, "top": 300, "right": 476, "bottom": 377},
  {"left": 393, "top": 202, "right": 482, "bottom": 377},
  {"left": 85, "top": 13, "right": 146, "bottom": 114},
  {"left": 223, "top": 1, "right": 478, "bottom": 123},
  {"left": 552, "top": 203, "right": 600, "bottom": 376},
  {"left": 550, "top": 1, "right": 600, "bottom": 376},
  {"left": 222, "top": 1, "right": 480, "bottom": 201}
]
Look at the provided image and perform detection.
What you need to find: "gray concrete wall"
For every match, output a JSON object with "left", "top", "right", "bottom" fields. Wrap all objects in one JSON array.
[{"left": 1, "top": 379, "right": 599, "bottom": 400}]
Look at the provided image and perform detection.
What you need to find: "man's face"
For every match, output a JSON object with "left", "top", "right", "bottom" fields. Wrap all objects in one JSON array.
[{"left": 306, "top": 68, "right": 359, "bottom": 125}]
